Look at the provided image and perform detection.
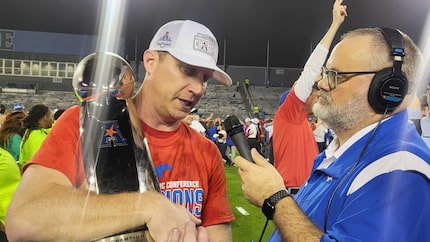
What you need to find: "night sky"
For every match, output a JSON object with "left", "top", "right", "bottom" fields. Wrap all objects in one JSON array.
[{"left": 1, "top": 0, "right": 430, "bottom": 68}]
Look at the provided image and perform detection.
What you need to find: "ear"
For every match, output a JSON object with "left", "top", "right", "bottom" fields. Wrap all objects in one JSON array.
[{"left": 143, "top": 50, "right": 157, "bottom": 74}]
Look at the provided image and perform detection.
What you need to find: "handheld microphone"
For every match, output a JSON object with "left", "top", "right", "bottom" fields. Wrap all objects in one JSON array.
[{"left": 224, "top": 115, "right": 254, "bottom": 163}]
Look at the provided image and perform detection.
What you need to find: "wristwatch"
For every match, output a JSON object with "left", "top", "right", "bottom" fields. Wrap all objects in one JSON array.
[{"left": 262, "top": 189, "right": 291, "bottom": 220}]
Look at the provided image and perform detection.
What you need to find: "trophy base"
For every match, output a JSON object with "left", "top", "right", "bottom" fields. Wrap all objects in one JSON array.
[{"left": 93, "top": 229, "right": 150, "bottom": 242}]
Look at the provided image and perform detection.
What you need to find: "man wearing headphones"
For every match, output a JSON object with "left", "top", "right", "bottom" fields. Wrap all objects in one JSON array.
[{"left": 235, "top": 27, "right": 430, "bottom": 241}]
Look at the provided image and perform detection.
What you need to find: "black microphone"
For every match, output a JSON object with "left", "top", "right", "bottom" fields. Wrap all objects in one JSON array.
[{"left": 224, "top": 115, "right": 254, "bottom": 163}]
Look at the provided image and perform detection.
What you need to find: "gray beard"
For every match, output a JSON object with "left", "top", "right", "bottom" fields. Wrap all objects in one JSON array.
[{"left": 313, "top": 91, "right": 369, "bottom": 132}]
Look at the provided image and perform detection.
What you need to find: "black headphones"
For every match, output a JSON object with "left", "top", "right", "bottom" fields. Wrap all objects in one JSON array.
[{"left": 368, "top": 27, "right": 408, "bottom": 113}]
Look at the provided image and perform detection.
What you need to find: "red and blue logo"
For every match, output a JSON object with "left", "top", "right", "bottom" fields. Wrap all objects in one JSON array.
[{"left": 98, "top": 120, "right": 128, "bottom": 148}]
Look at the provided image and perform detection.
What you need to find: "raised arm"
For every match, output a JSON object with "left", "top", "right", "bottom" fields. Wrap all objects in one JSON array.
[
  {"left": 320, "top": 0, "right": 347, "bottom": 49},
  {"left": 294, "top": 0, "right": 348, "bottom": 102}
]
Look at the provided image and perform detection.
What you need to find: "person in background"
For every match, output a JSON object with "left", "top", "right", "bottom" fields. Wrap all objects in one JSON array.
[
  {"left": 254, "top": 117, "right": 266, "bottom": 155},
  {"left": 53, "top": 109, "right": 66, "bottom": 121},
  {"left": 244, "top": 117, "right": 259, "bottom": 152},
  {"left": 19, "top": 104, "right": 53, "bottom": 167},
  {"left": 308, "top": 115, "right": 318, "bottom": 131},
  {"left": 206, "top": 119, "right": 218, "bottom": 143},
  {"left": 419, "top": 92, "right": 429, "bottom": 117},
  {"left": 182, "top": 111, "right": 194, "bottom": 126},
  {"left": 264, "top": 118, "right": 273, "bottom": 144},
  {"left": 225, "top": 127, "right": 236, "bottom": 166},
  {"left": 189, "top": 108, "right": 207, "bottom": 136},
  {"left": 198, "top": 112, "right": 212, "bottom": 135},
  {"left": 12, "top": 104, "right": 25, "bottom": 112},
  {"left": 0, "top": 111, "right": 27, "bottom": 162},
  {"left": 0, "top": 104, "right": 6, "bottom": 127},
  {"left": 244, "top": 77, "right": 250, "bottom": 90},
  {"left": 265, "top": 118, "right": 275, "bottom": 164},
  {"left": 0, "top": 147, "right": 21, "bottom": 240},
  {"left": 6, "top": 20, "right": 234, "bottom": 242},
  {"left": 235, "top": 24, "right": 430, "bottom": 242},
  {"left": 421, "top": 83, "right": 430, "bottom": 148},
  {"left": 272, "top": 0, "right": 347, "bottom": 191},
  {"left": 234, "top": 80, "right": 240, "bottom": 97},
  {"left": 408, "top": 95, "right": 423, "bottom": 134},
  {"left": 313, "top": 118, "right": 329, "bottom": 153},
  {"left": 214, "top": 122, "right": 233, "bottom": 166}
]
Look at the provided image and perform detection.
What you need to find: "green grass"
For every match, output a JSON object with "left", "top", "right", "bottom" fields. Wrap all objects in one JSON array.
[{"left": 224, "top": 165, "right": 275, "bottom": 242}]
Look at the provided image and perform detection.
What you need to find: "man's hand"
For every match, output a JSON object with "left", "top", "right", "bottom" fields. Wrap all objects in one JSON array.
[
  {"left": 333, "top": 0, "right": 348, "bottom": 27},
  {"left": 168, "top": 222, "right": 209, "bottom": 242},
  {"left": 234, "top": 149, "right": 285, "bottom": 207},
  {"left": 146, "top": 193, "right": 201, "bottom": 241}
]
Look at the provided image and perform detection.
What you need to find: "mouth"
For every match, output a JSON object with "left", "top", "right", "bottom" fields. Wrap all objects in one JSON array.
[
  {"left": 318, "top": 92, "right": 330, "bottom": 104},
  {"left": 179, "top": 98, "right": 194, "bottom": 111}
]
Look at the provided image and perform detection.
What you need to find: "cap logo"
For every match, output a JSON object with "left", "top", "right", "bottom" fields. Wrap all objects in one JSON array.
[
  {"left": 156, "top": 31, "right": 173, "bottom": 48},
  {"left": 193, "top": 33, "right": 216, "bottom": 60}
]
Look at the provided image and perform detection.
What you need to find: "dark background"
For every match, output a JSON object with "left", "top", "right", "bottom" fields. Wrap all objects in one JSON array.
[{"left": 1, "top": 0, "right": 430, "bottom": 68}]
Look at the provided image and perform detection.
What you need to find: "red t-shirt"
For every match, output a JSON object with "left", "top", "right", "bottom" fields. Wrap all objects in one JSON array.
[
  {"left": 273, "top": 89, "right": 318, "bottom": 187},
  {"left": 28, "top": 105, "right": 234, "bottom": 226}
]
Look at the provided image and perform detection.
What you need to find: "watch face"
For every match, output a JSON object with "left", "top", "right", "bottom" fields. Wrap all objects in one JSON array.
[
  {"left": 262, "top": 190, "right": 290, "bottom": 220},
  {"left": 262, "top": 199, "right": 275, "bottom": 220}
]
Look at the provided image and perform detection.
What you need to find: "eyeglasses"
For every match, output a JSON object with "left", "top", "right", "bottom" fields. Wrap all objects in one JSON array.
[{"left": 320, "top": 66, "right": 378, "bottom": 90}]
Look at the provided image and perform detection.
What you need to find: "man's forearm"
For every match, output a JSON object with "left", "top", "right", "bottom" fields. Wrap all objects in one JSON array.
[{"left": 273, "top": 196, "right": 323, "bottom": 242}]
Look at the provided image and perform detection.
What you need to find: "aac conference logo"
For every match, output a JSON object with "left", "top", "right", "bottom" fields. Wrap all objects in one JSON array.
[
  {"left": 0, "top": 29, "right": 15, "bottom": 50},
  {"left": 98, "top": 120, "right": 128, "bottom": 148}
]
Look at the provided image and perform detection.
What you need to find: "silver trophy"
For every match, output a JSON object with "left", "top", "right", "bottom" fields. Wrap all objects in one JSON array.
[{"left": 72, "top": 52, "right": 160, "bottom": 241}]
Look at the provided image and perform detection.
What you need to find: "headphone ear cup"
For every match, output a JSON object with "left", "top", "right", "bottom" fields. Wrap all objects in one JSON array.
[{"left": 368, "top": 67, "right": 408, "bottom": 113}]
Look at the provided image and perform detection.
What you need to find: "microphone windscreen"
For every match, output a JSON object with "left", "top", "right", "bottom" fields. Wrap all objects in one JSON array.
[
  {"left": 224, "top": 115, "right": 254, "bottom": 162},
  {"left": 224, "top": 115, "right": 243, "bottom": 136}
]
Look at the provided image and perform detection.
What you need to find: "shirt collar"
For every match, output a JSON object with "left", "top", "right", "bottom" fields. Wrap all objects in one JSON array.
[{"left": 317, "top": 116, "right": 393, "bottom": 176}]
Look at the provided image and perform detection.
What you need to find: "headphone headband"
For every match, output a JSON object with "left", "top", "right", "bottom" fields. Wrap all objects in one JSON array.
[{"left": 378, "top": 28, "right": 405, "bottom": 76}]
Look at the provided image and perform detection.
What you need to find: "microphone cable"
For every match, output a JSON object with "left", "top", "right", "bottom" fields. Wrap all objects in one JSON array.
[
  {"left": 323, "top": 108, "right": 389, "bottom": 232},
  {"left": 258, "top": 218, "right": 270, "bottom": 242}
]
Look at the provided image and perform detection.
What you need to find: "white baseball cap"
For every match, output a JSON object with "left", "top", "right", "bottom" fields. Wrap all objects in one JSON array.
[
  {"left": 148, "top": 20, "right": 232, "bottom": 86},
  {"left": 14, "top": 104, "right": 25, "bottom": 111}
]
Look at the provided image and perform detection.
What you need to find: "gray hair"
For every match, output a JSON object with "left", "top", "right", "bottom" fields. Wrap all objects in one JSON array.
[{"left": 341, "top": 27, "right": 423, "bottom": 94}]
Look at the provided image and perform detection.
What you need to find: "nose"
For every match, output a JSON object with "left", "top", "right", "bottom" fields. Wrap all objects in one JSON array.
[
  {"left": 317, "top": 77, "right": 330, "bottom": 92},
  {"left": 188, "top": 77, "right": 205, "bottom": 96}
]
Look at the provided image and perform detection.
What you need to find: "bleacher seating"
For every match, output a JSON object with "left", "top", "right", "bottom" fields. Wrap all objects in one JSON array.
[
  {"left": 196, "top": 82, "right": 248, "bottom": 119},
  {"left": 249, "top": 86, "right": 287, "bottom": 117},
  {"left": 0, "top": 83, "right": 288, "bottom": 121}
]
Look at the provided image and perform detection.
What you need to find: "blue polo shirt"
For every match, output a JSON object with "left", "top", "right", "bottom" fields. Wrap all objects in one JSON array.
[{"left": 269, "top": 110, "right": 430, "bottom": 241}]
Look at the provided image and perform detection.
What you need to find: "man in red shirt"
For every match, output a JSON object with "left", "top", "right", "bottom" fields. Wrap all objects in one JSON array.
[
  {"left": 6, "top": 20, "right": 234, "bottom": 242},
  {"left": 272, "top": 0, "right": 347, "bottom": 190}
]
